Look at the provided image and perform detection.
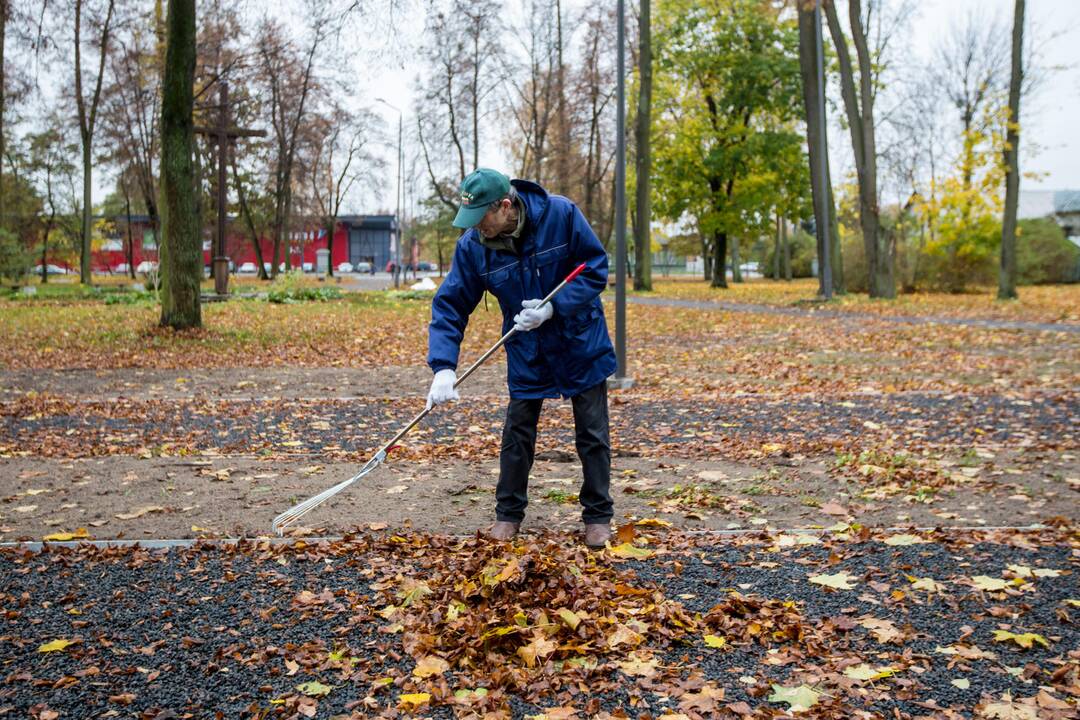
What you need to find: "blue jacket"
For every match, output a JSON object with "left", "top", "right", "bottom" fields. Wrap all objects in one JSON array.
[{"left": 428, "top": 179, "right": 617, "bottom": 399}]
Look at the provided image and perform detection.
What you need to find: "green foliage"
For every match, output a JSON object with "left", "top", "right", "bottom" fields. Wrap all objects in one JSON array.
[
  {"left": 1016, "top": 218, "right": 1080, "bottom": 284},
  {"left": 761, "top": 227, "right": 816, "bottom": 278},
  {"left": 267, "top": 270, "right": 342, "bottom": 303},
  {"left": 652, "top": 0, "right": 808, "bottom": 258}
]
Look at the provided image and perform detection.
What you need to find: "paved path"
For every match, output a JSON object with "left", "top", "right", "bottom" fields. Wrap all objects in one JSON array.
[{"left": 626, "top": 295, "right": 1080, "bottom": 333}]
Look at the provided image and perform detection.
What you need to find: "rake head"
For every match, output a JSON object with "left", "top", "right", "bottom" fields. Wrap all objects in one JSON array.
[{"left": 271, "top": 450, "right": 387, "bottom": 536}]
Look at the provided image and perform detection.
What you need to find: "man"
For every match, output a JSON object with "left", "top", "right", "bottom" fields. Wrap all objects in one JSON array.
[{"left": 426, "top": 168, "right": 617, "bottom": 548}]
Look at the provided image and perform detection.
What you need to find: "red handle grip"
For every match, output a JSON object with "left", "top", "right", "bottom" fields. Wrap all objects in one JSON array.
[{"left": 565, "top": 263, "right": 587, "bottom": 283}]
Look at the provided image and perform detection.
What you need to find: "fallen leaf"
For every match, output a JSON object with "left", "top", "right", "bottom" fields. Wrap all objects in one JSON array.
[
  {"left": 883, "top": 533, "right": 926, "bottom": 546},
  {"left": 295, "top": 680, "right": 333, "bottom": 697},
  {"left": 952, "top": 678, "right": 971, "bottom": 689},
  {"left": 517, "top": 634, "right": 557, "bottom": 667},
  {"left": 412, "top": 655, "right": 450, "bottom": 678},
  {"left": 38, "top": 639, "right": 76, "bottom": 653},
  {"left": 398, "top": 692, "right": 431, "bottom": 709},
  {"left": 115, "top": 505, "right": 165, "bottom": 520},
  {"left": 703, "top": 634, "right": 726, "bottom": 648},
  {"left": 43, "top": 528, "right": 90, "bottom": 542},
  {"left": 971, "top": 575, "right": 1009, "bottom": 591},
  {"left": 809, "top": 572, "right": 857, "bottom": 590},
  {"left": 607, "top": 542, "right": 654, "bottom": 559},
  {"left": 992, "top": 630, "right": 1050, "bottom": 649},
  {"left": 768, "top": 684, "right": 820, "bottom": 712},
  {"left": 980, "top": 694, "right": 1038, "bottom": 720},
  {"left": 844, "top": 664, "right": 895, "bottom": 681},
  {"left": 858, "top": 616, "right": 904, "bottom": 644}
]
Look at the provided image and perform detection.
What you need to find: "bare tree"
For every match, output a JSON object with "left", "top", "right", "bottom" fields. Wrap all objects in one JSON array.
[
  {"left": 933, "top": 9, "right": 1009, "bottom": 196},
  {"left": 797, "top": 1, "right": 841, "bottom": 294},
  {"left": 73, "top": 0, "right": 118, "bottom": 284},
  {"left": 254, "top": 6, "right": 328, "bottom": 278},
  {"left": 824, "top": 0, "right": 894, "bottom": 298},
  {"left": 101, "top": 11, "right": 161, "bottom": 248},
  {"left": 998, "top": 0, "right": 1024, "bottom": 300},
  {"left": 416, "top": 0, "right": 501, "bottom": 210},
  {"left": 307, "top": 105, "right": 380, "bottom": 277}
]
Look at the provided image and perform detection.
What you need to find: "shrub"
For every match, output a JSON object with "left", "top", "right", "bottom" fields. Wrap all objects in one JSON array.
[
  {"left": 0, "top": 228, "right": 34, "bottom": 283},
  {"left": 1016, "top": 218, "right": 1080, "bottom": 284}
]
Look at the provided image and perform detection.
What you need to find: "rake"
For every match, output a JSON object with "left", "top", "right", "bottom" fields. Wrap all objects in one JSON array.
[{"left": 271, "top": 262, "right": 589, "bottom": 535}]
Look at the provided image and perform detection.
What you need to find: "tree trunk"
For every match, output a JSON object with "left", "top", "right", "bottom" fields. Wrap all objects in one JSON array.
[
  {"left": 797, "top": 3, "right": 842, "bottom": 295},
  {"left": 824, "top": 0, "right": 892, "bottom": 298},
  {"left": 998, "top": 0, "right": 1023, "bottom": 300},
  {"left": 0, "top": 0, "right": 7, "bottom": 234},
  {"left": 158, "top": 0, "right": 201, "bottom": 329},
  {"left": 782, "top": 217, "right": 791, "bottom": 280},
  {"left": 773, "top": 212, "right": 781, "bottom": 280},
  {"left": 633, "top": 0, "right": 653, "bottom": 291},
  {"left": 711, "top": 231, "right": 727, "bottom": 288},
  {"left": 122, "top": 180, "right": 136, "bottom": 279},
  {"left": 731, "top": 237, "right": 742, "bottom": 282}
]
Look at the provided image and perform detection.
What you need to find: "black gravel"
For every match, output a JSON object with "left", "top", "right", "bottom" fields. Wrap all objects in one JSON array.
[
  {"left": 3, "top": 392, "right": 1076, "bottom": 457},
  {"left": 0, "top": 533, "right": 1074, "bottom": 719}
]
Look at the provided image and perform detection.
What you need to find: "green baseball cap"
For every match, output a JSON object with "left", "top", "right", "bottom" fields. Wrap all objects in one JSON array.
[{"left": 452, "top": 168, "right": 511, "bottom": 229}]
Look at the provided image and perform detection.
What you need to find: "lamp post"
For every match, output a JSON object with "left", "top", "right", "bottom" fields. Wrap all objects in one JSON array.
[{"left": 375, "top": 97, "right": 403, "bottom": 288}]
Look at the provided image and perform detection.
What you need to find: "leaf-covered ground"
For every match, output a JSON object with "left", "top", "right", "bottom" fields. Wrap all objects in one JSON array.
[
  {"left": 1, "top": 526, "right": 1076, "bottom": 719},
  {"left": 0, "top": 281, "right": 1077, "bottom": 717}
]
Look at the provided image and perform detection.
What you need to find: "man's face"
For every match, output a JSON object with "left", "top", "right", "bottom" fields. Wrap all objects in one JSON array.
[{"left": 476, "top": 198, "right": 514, "bottom": 239}]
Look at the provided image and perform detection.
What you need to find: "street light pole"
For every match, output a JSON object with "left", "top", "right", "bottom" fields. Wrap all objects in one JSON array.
[
  {"left": 610, "top": 0, "right": 633, "bottom": 390},
  {"left": 376, "top": 98, "right": 404, "bottom": 288},
  {"left": 814, "top": 1, "right": 833, "bottom": 300}
]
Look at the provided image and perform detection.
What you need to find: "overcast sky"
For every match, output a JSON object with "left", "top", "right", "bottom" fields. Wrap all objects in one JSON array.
[
  {"left": 354, "top": 0, "right": 1079, "bottom": 214},
  {"left": 27, "top": 0, "right": 1076, "bottom": 214}
]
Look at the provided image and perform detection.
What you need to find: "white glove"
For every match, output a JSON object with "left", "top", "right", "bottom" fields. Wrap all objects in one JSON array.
[
  {"left": 426, "top": 368, "right": 459, "bottom": 410},
  {"left": 513, "top": 299, "right": 554, "bottom": 332}
]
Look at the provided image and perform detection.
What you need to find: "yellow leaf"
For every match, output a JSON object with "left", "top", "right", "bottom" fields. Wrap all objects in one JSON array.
[
  {"left": 398, "top": 692, "right": 431, "bottom": 709},
  {"left": 768, "top": 684, "right": 820, "bottom": 712},
  {"left": 1032, "top": 568, "right": 1061, "bottom": 578},
  {"left": 634, "top": 518, "right": 672, "bottom": 527},
  {"left": 43, "top": 528, "right": 89, "bottom": 542},
  {"left": 607, "top": 542, "right": 653, "bottom": 559},
  {"left": 951, "top": 678, "right": 970, "bottom": 689},
  {"left": 190, "top": 525, "right": 209, "bottom": 533},
  {"left": 992, "top": 630, "right": 1050, "bottom": 649},
  {"left": 38, "top": 639, "right": 76, "bottom": 652},
  {"left": 703, "top": 634, "right": 726, "bottom": 648}
]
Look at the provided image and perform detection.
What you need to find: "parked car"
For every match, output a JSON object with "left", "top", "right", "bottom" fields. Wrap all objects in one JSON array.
[
  {"left": 237, "top": 262, "right": 258, "bottom": 274},
  {"left": 112, "top": 263, "right": 130, "bottom": 274},
  {"left": 336, "top": 262, "right": 354, "bottom": 273},
  {"left": 355, "top": 261, "right": 372, "bottom": 273},
  {"left": 302, "top": 262, "right": 313, "bottom": 272},
  {"left": 33, "top": 264, "right": 72, "bottom": 275},
  {"left": 417, "top": 261, "right": 436, "bottom": 272},
  {"left": 135, "top": 261, "right": 158, "bottom": 273}
]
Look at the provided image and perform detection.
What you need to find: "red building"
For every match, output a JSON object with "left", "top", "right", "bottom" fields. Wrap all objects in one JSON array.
[{"left": 93, "top": 214, "right": 398, "bottom": 274}]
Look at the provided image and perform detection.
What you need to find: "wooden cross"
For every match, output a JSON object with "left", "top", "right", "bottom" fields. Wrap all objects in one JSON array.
[{"left": 195, "top": 80, "right": 266, "bottom": 295}]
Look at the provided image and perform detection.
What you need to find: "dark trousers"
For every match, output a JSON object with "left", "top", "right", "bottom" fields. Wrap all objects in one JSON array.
[{"left": 495, "top": 380, "right": 613, "bottom": 525}]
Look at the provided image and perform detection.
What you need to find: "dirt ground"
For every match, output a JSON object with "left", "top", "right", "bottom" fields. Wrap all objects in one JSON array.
[{"left": 1, "top": 445, "right": 1073, "bottom": 542}]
